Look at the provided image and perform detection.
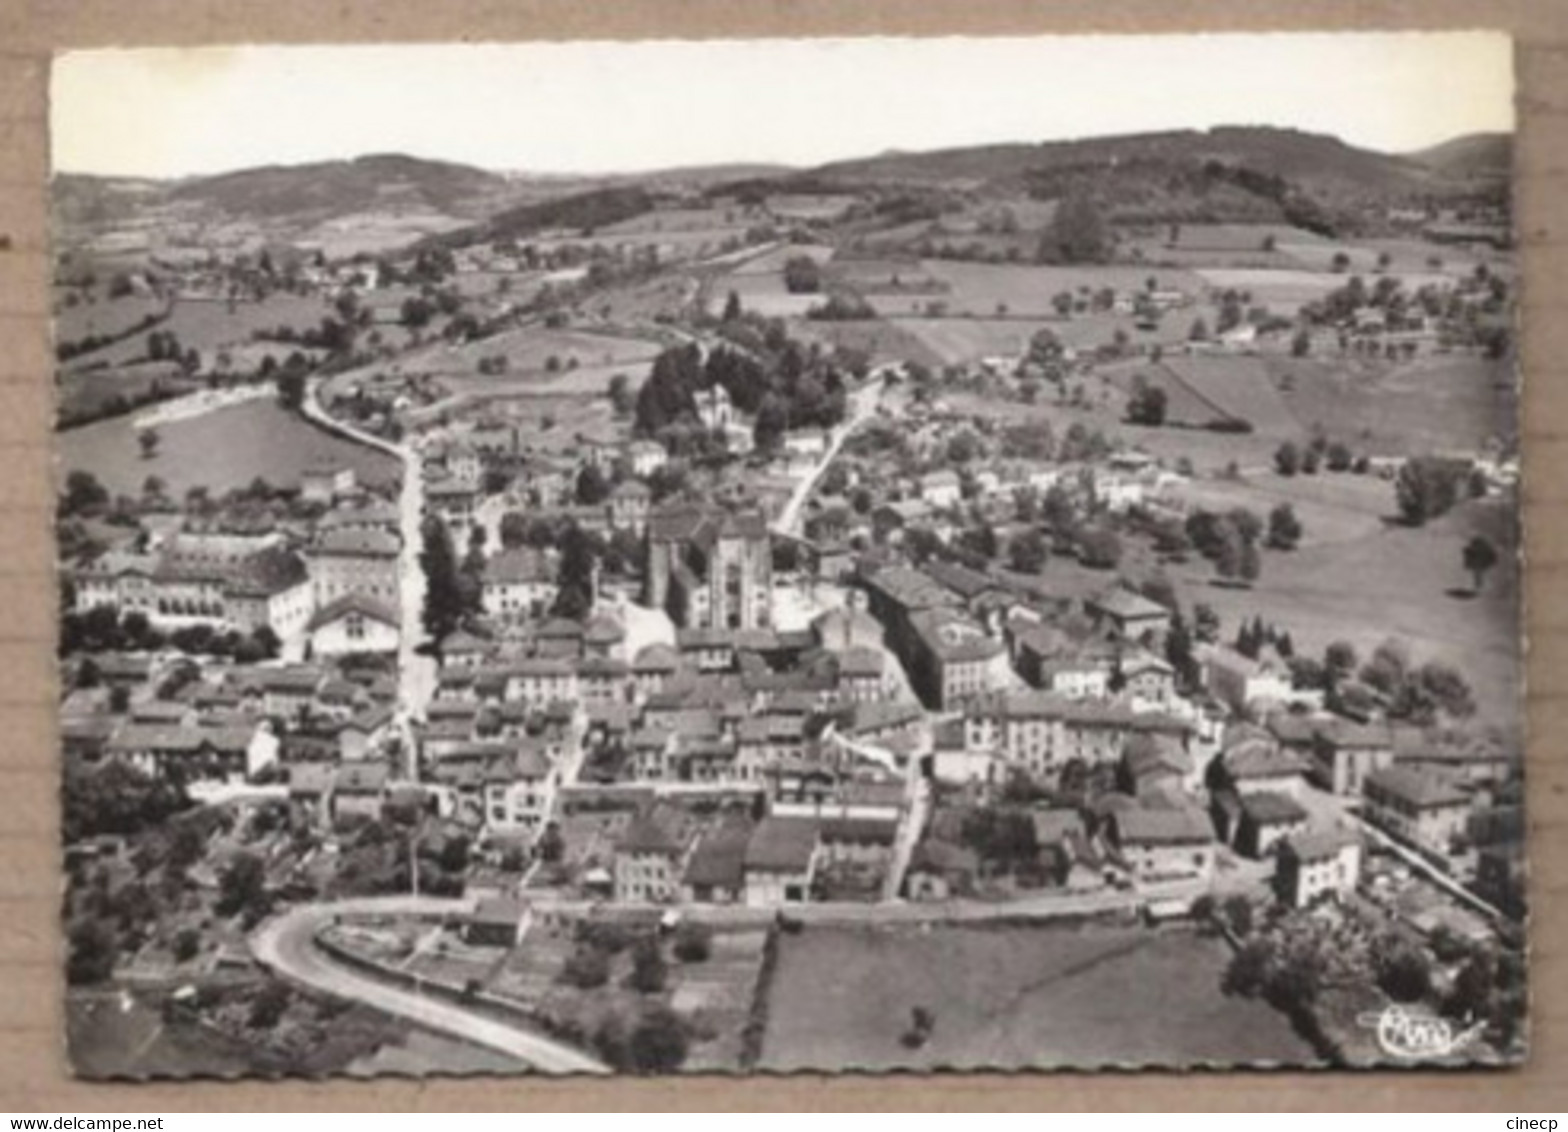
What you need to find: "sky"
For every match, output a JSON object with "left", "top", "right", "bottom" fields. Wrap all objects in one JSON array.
[{"left": 51, "top": 32, "right": 1515, "bottom": 179}]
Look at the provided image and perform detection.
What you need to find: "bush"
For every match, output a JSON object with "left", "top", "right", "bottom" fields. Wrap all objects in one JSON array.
[
  {"left": 561, "top": 945, "right": 611, "bottom": 990},
  {"left": 672, "top": 921, "right": 713, "bottom": 964},
  {"left": 628, "top": 936, "right": 668, "bottom": 993},
  {"left": 248, "top": 982, "right": 291, "bottom": 1028},
  {"left": 172, "top": 928, "right": 201, "bottom": 963}
]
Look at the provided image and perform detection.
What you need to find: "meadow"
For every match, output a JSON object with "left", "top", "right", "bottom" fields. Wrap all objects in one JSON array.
[
  {"left": 758, "top": 922, "right": 1314, "bottom": 1071},
  {"left": 69, "top": 294, "right": 335, "bottom": 370},
  {"left": 57, "top": 397, "right": 401, "bottom": 497}
]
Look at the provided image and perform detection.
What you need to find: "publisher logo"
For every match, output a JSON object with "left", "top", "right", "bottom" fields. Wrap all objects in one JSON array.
[{"left": 1358, "top": 1005, "right": 1484, "bottom": 1060}]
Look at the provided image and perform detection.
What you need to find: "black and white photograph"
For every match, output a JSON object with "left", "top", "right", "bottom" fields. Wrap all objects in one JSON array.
[{"left": 49, "top": 32, "right": 1524, "bottom": 1079}]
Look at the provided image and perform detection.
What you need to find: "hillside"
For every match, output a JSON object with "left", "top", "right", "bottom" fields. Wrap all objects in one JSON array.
[
  {"left": 1410, "top": 132, "right": 1512, "bottom": 179},
  {"left": 166, "top": 153, "right": 508, "bottom": 219}
]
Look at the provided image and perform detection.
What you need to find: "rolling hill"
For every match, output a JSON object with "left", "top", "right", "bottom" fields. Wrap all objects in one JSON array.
[{"left": 165, "top": 152, "right": 508, "bottom": 219}]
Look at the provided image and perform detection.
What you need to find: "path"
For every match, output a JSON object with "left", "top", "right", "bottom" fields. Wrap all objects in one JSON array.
[{"left": 251, "top": 896, "right": 608, "bottom": 1074}]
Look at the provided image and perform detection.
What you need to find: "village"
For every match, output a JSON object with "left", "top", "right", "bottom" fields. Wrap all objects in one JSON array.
[{"left": 55, "top": 126, "right": 1524, "bottom": 1075}]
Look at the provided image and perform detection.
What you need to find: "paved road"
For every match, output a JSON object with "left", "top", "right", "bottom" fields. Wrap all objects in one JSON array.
[
  {"left": 299, "top": 378, "right": 437, "bottom": 761},
  {"left": 251, "top": 896, "right": 609, "bottom": 1074},
  {"left": 773, "top": 379, "right": 883, "bottom": 537}
]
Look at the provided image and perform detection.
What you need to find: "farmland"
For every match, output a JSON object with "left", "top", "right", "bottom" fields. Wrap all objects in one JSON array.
[
  {"left": 63, "top": 294, "right": 335, "bottom": 371},
  {"left": 758, "top": 922, "right": 1314, "bottom": 1071},
  {"left": 57, "top": 397, "right": 401, "bottom": 497},
  {"left": 865, "top": 260, "right": 1206, "bottom": 319}
]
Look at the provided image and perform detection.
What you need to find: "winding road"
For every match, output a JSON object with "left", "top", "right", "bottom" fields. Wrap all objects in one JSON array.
[{"left": 251, "top": 897, "right": 609, "bottom": 1074}]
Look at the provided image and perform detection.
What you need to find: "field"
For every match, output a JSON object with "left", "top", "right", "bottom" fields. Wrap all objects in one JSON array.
[
  {"left": 784, "top": 316, "right": 946, "bottom": 371},
  {"left": 424, "top": 326, "right": 662, "bottom": 379},
  {"left": 866, "top": 261, "right": 1206, "bottom": 319},
  {"left": 758, "top": 922, "right": 1314, "bottom": 1071},
  {"left": 55, "top": 293, "right": 167, "bottom": 348},
  {"left": 1272, "top": 354, "right": 1517, "bottom": 456},
  {"left": 57, "top": 397, "right": 402, "bottom": 497},
  {"left": 1164, "top": 478, "right": 1521, "bottom": 731},
  {"left": 67, "top": 294, "right": 335, "bottom": 370},
  {"left": 1160, "top": 355, "right": 1299, "bottom": 435}
]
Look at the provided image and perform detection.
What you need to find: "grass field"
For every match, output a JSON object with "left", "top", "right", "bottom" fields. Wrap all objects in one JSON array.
[
  {"left": 759, "top": 922, "right": 1315, "bottom": 1071},
  {"left": 864, "top": 261, "right": 1206, "bottom": 320},
  {"left": 55, "top": 293, "right": 167, "bottom": 351},
  {"left": 1273, "top": 354, "right": 1517, "bottom": 456},
  {"left": 1165, "top": 480, "right": 1520, "bottom": 731},
  {"left": 57, "top": 397, "right": 401, "bottom": 497},
  {"left": 74, "top": 294, "right": 334, "bottom": 370}
]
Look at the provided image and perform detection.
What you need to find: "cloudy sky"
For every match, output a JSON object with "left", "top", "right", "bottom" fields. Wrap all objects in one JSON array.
[{"left": 52, "top": 32, "right": 1514, "bottom": 178}]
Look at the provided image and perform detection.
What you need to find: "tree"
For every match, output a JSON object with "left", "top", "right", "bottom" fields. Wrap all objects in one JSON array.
[
  {"left": 562, "top": 945, "right": 611, "bottom": 989},
  {"left": 216, "top": 851, "right": 267, "bottom": 919},
  {"left": 607, "top": 373, "right": 634, "bottom": 417},
  {"left": 782, "top": 256, "right": 822, "bottom": 294},
  {"left": 138, "top": 428, "right": 161, "bottom": 460},
  {"left": 1267, "top": 503, "right": 1303, "bottom": 550},
  {"left": 1008, "top": 529, "right": 1048, "bottom": 574},
  {"left": 1038, "top": 194, "right": 1109, "bottom": 264},
  {"left": 626, "top": 1006, "right": 689, "bottom": 1074},
  {"left": 576, "top": 463, "right": 611, "bottom": 506},
  {"left": 672, "top": 921, "right": 713, "bottom": 964},
  {"left": 1377, "top": 946, "right": 1434, "bottom": 1003},
  {"left": 1463, "top": 536, "right": 1499, "bottom": 593},
  {"left": 419, "top": 517, "right": 467, "bottom": 642},
  {"left": 1274, "top": 442, "right": 1300, "bottom": 477},
  {"left": 1127, "top": 382, "right": 1168, "bottom": 426},
  {"left": 551, "top": 523, "right": 597, "bottom": 620},
  {"left": 628, "top": 936, "right": 667, "bottom": 994},
  {"left": 277, "top": 369, "right": 307, "bottom": 412},
  {"left": 1396, "top": 456, "right": 1470, "bottom": 526},
  {"left": 1325, "top": 641, "right": 1358, "bottom": 684},
  {"left": 67, "top": 917, "right": 118, "bottom": 985},
  {"left": 1223, "top": 895, "right": 1255, "bottom": 937},
  {"left": 1077, "top": 528, "right": 1122, "bottom": 570},
  {"left": 248, "top": 982, "right": 292, "bottom": 1028},
  {"left": 1188, "top": 317, "right": 1210, "bottom": 343},
  {"left": 1290, "top": 329, "right": 1311, "bottom": 357},
  {"left": 722, "top": 290, "right": 743, "bottom": 321}
]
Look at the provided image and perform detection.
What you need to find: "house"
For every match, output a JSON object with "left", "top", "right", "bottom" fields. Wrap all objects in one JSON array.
[
  {"left": 965, "top": 691, "right": 1191, "bottom": 783},
  {"left": 331, "top": 762, "right": 390, "bottom": 825},
  {"left": 103, "top": 721, "right": 261, "bottom": 785},
  {"left": 608, "top": 480, "right": 652, "bottom": 533},
  {"left": 481, "top": 548, "right": 557, "bottom": 621},
  {"left": 1233, "top": 791, "right": 1310, "bottom": 858},
  {"left": 904, "top": 608, "right": 1004, "bottom": 710},
  {"left": 1086, "top": 589, "right": 1171, "bottom": 642},
  {"left": 1119, "top": 650, "right": 1176, "bottom": 709},
  {"left": 680, "top": 818, "right": 752, "bottom": 904},
  {"left": 627, "top": 439, "right": 668, "bottom": 478},
  {"left": 1203, "top": 646, "right": 1293, "bottom": 715},
  {"left": 463, "top": 897, "right": 530, "bottom": 947},
  {"left": 1309, "top": 718, "right": 1396, "bottom": 795},
  {"left": 743, "top": 816, "right": 820, "bottom": 906},
  {"left": 919, "top": 470, "right": 962, "bottom": 508},
  {"left": 300, "top": 463, "right": 358, "bottom": 505},
  {"left": 1276, "top": 830, "right": 1363, "bottom": 909},
  {"left": 308, "top": 527, "right": 401, "bottom": 608},
  {"left": 480, "top": 745, "right": 559, "bottom": 837},
  {"left": 307, "top": 594, "right": 401, "bottom": 658},
  {"left": 612, "top": 809, "right": 692, "bottom": 903},
  {"left": 1362, "top": 766, "right": 1472, "bottom": 857},
  {"left": 1215, "top": 727, "right": 1307, "bottom": 798},
  {"left": 1109, "top": 805, "right": 1215, "bottom": 883},
  {"left": 695, "top": 384, "right": 734, "bottom": 430}
]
